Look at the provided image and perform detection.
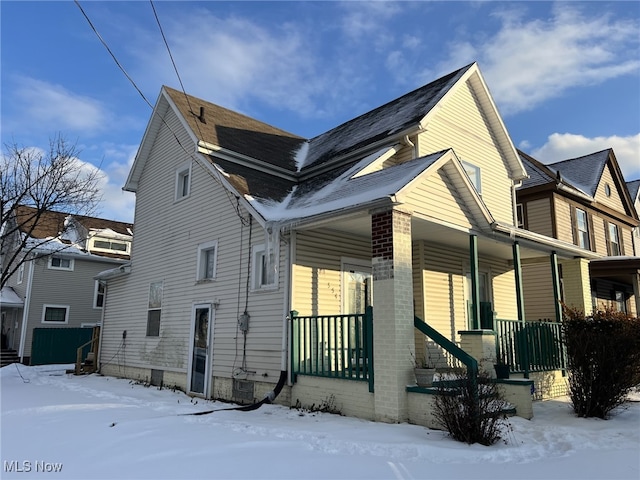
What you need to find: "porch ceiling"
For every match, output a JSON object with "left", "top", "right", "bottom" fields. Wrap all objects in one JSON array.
[{"left": 307, "top": 213, "right": 559, "bottom": 262}]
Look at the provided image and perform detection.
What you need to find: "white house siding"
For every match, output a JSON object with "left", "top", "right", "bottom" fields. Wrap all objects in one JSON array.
[
  {"left": 525, "top": 198, "right": 553, "bottom": 237},
  {"left": 22, "top": 256, "right": 116, "bottom": 359},
  {"left": 404, "top": 167, "right": 477, "bottom": 230},
  {"left": 291, "top": 229, "right": 371, "bottom": 316},
  {"left": 521, "top": 263, "right": 557, "bottom": 321},
  {"left": 595, "top": 166, "right": 625, "bottom": 212},
  {"left": 100, "top": 107, "right": 286, "bottom": 390},
  {"left": 416, "top": 80, "right": 515, "bottom": 225}
]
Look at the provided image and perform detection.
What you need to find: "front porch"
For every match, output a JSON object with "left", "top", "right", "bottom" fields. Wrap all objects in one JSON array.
[{"left": 289, "top": 306, "right": 565, "bottom": 426}]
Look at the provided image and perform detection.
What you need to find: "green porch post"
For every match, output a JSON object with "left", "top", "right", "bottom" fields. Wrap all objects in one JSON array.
[
  {"left": 550, "top": 252, "right": 562, "bottom": 323},
  {"left": 512, "top": 242, "right": 525, "bottom": 324},
  {"left": 469, "top": 234, "right": 480, "bottom": 330}
]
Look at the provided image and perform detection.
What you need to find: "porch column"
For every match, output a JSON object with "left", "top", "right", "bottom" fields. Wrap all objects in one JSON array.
[
  {"left": 371, "top": 208, "right": 414, "bottom": 423},
  {"left": 560, "top": 258, "right": 592, "bottom": 315},
  {"left": 512, "top": 242, "right": 525, "bottom": 323},
  {"left": 469, "top": 235, "right": 480, "bottom": 329},
  {"left": 550, "top": 252, "right": 562, "bottom": 322},
  {"left": 632, "top": 271, "right": 640, "bottom": 318}
]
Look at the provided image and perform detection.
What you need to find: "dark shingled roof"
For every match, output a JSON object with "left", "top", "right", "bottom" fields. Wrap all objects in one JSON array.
[
  {"left": 163, "top": 86, "right": 305, "bottom": 172},
  {"left": 302, "top": 64, "right": 474, "bottom": 171},
  {"left": 627, "top": 179, "right": 640, "bottom": 203},
  {"left": 548, "top": 150, "right": 611, "bottom": 197},
  {"left": 518, "top": 150, "right": 556, "bottom": 189}
]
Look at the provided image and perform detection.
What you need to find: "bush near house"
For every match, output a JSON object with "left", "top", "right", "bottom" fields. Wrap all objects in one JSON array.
[
  {"left": 562, "top": 307, "right": 640, "bottom": 419},
  {"left": 432, "top": 370, "right": 511, "bottom": 446}
]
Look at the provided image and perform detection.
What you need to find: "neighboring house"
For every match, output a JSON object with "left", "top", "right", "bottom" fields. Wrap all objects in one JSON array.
[
  {"left": 98, "top": 63, "right": 593, "bottom": 426},
  {"left": 517, "top": 150, "right": 640, "bottom": 319},
  {"left": 627, "top": 179, "right": 640, "bottom": 255},
  {"left": 0, "top": 206, "right": 133, "bottom": 364}
]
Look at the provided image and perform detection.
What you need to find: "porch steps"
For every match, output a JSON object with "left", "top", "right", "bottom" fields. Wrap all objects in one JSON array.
[{"left": 1, "top": 349, "right": 20, "bottom": 367}]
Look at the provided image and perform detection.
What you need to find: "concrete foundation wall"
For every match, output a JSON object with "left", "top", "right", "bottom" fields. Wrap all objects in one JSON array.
[{"left": 291, "top": 375, "right": 375, "bottom": 419}]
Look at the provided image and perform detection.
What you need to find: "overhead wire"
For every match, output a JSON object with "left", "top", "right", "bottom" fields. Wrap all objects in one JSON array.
[{"left": 74, "top": 0, "right": 250, "bottom": 226}]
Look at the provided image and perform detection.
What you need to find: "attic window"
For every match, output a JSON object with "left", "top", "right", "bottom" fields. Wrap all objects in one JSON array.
[
  {"left": 92, "top": 238, "right": 129, "bottom": 253},
  {"left": 462, "top": 160, "right": 482, "bottom": 195},
  {"left": 604, "top": 184, "right": 611, "bottom": 197},
  {"left": 175, "top": 161, "right": 192, "bottom": 201}
]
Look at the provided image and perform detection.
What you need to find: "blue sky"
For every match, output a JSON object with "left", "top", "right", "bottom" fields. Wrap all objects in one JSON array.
[{"left": 2, "top": 1, "right": 639, "bottom": 223}]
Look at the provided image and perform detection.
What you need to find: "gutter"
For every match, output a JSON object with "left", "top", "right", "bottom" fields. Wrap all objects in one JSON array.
[{"left": 491, "top": 222, "right": 602, "bottom": 259}]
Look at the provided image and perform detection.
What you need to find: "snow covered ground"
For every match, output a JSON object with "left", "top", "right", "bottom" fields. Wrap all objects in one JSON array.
[{"left": 1, "top": 364, "right": 638, "bottom": 480}]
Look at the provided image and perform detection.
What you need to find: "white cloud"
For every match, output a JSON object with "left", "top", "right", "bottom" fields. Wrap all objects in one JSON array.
[
  {"left": 90, "top": 144, "right": 137, "bottom": 223},
  {"left": 128, "top": 10, "right": 330, "bottom": 119},
  {"left": 426, "top": 5, "right": 640, "bottom": 116},
  {"left": 531, "top": 132, "right": 640, "bottom": 181},
  {"left": 11, "top": 77, "right": 110, "bottom": 134}
]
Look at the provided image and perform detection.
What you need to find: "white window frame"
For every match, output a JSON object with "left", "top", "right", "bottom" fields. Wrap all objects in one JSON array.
[
  {"left": 196, "top": 240, "right": 218, "bottom": 281},
  {"left": 48, "top": 255, "right": 74, "bottom": 271},
  {"left": 93, "top": 280, "right": 105, "bottom": 309},
  {"left": 516, "top": 204, "right": 524, "bottom": 228},
  {"left": 251, "top": 245, "right": 277, "bottom": 291},
  {"left": 575, "top": 208, "right": 590, "bottom": 250},
  {"left": 147, "top": 281, "right": 163, "bottom": 337},
  {"left": 175, "top": 161, "right": 192, "bottom": 201},
  {"left": 17, "top": 263, "right": 25, "bottom": 284},
  {"left": 91, "top": 238, "right": 130, "bottom": 254},
  {"left": 461, "top": 160, "right": 482, "bottom": 195},
  {"left": 608, "top": 222, "right": 621, "bottom": 256},
  {"left": 41, "top": 304, "right": 70, "bottom": 324}
]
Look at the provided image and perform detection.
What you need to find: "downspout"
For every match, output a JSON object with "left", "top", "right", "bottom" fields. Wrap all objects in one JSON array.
[
  {"left": 18, "top": 260, "right": 34, "bottom": 362},
  {"left": 512, "top": 180, "right": 522, "bottom": 227},
  {"left": 96, "top": 280, "right": 107, "bottom": 373},
  {"left": 281, "top": 230, "right": 292, "bottom": 375},
  {"left": 403, "top": 135, "right": 417, "bottom": 159}
]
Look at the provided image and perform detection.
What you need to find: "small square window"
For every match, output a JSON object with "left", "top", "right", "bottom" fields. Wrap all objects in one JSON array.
[
  {"left": 252, "top": 245, "right": 276, "bottom": 290},
  {"left": 42, "top": 305, "right": 69, "bottom": 323},
  {"left": 196, "top": 241, "right": 218, "bottom": 281},
  {"left": 175, "top": 162, "right": 192, "bottom": 200},
  {"left": 48, "top": 256, "right": 73, "bottom": 271},
  {"left": 461, "top": 160, "right": 482, "bottom": 195}
]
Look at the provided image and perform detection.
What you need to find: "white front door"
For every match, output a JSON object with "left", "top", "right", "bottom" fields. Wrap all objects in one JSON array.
[{"left": 188, "top": 304, "right": 213, "bottom": 396}]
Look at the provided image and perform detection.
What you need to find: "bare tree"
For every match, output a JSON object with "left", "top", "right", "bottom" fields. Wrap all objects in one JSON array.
[{"left": 1, "top": 135, "right": 104, "bottom": 290}]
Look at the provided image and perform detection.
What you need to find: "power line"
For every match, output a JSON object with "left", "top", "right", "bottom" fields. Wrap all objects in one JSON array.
[{"left": 74, "top": 0, "right": 251, "bottom": 225}]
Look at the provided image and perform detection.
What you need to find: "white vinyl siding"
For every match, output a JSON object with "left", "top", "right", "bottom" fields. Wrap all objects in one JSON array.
[
  {"left": 99, "top": 107, "right": 285, "bottom": 384},
  {"left": 521, "top": 263, "right": 557, "bottom": 321}
]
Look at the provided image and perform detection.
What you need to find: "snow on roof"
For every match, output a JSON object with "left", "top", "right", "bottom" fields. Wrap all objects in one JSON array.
[
  {"left": 0, "top": 286, "right": 23, "bottom": 307},
  {"left": 249, "top": 151, "right": 446, "bottom": 223}
]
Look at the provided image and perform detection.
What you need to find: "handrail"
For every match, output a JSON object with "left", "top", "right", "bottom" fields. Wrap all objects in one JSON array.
[
  {"left": 75, "top": 327, "right": 100, "bottom": 375},
  {"left": 414, "top": 315, "right": 479, "bottom": 412},
  {"left": 413, "top": 316, "right": 478, "bottom": 377}
]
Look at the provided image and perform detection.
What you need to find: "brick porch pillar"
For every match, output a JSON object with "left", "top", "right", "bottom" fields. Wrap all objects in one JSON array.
[
  {"left": 371, "top": 208, "right": 414, "bottom": 423},
  {"left": 560, "top": 258, "right": 592, "bottom": 315}
]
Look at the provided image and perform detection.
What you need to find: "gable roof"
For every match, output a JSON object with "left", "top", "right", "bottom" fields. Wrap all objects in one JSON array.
[
  {"left": 518, "top": 149, "right": 638, "bottom": 221},
  {"left": 627, "top": 179, "right": 640, "bottom": 204},
  {"left": 128, "top": 63, "right": 524, "bottom": 227}
]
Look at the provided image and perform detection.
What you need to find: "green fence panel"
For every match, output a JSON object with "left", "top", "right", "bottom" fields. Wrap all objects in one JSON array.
[{"left": 31, "top": 328, "right": 94, "bottom": 365}]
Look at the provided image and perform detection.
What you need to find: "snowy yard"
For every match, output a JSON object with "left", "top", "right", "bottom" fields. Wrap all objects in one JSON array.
[{"left": 1, "top": 364, "right": 639, "bottom": 480}]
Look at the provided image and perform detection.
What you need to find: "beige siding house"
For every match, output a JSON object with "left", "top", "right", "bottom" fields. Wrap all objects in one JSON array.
[
  {"left": 517, "top": 151, "right": 640, "bottom": 318},
  {"left": 99, "top": 63, "right": 590, "bottom": 426}
]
